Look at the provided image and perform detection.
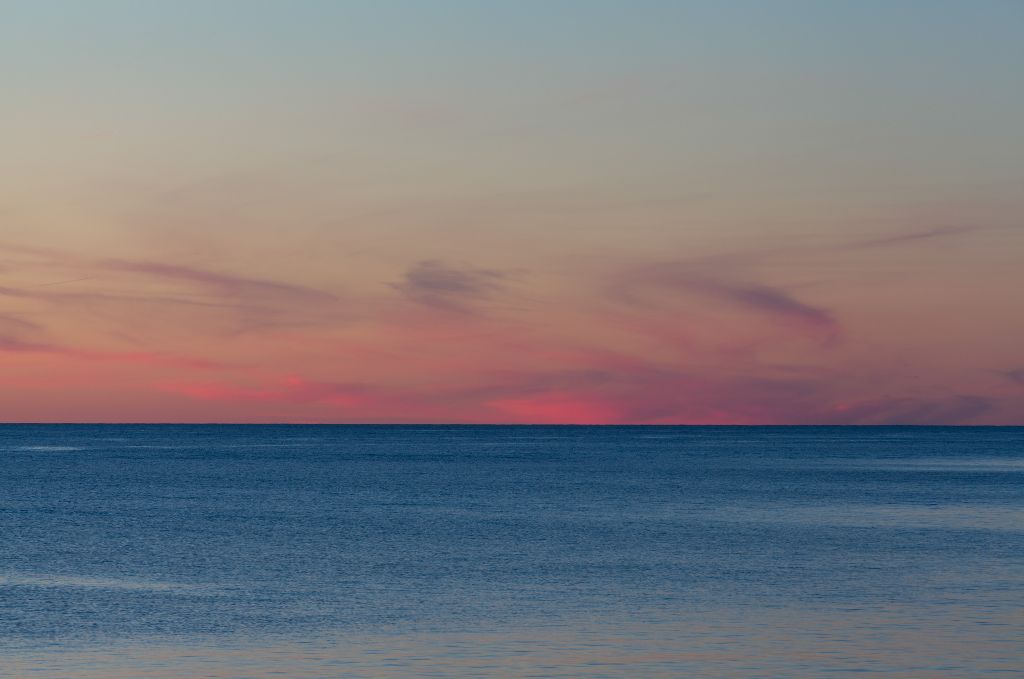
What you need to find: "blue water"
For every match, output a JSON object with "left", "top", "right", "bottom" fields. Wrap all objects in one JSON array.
[{"left": 1, "top": 425, "right": 1021, "bottom": 677}]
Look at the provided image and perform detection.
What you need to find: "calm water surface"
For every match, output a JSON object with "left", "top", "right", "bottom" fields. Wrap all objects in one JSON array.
[{"left": 1, "top": 425, "right": 1021, "bottom": 677}]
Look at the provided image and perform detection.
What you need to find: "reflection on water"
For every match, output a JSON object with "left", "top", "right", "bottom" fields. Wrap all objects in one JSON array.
[
  {"left": 6, "top": 604, "right": 1021, "bottom": 678},
  {"left": 825, "top": 456, "right": 1024, "bottom": 473},
  {"left": 1, "top": 425, "right": 1022, "bottom": 676},
  {"left": 0, "top": 574, "right": 198, "bottom": 592},
  {"left": 709, "top": 503, "right": 1024, "bottom": 531}
]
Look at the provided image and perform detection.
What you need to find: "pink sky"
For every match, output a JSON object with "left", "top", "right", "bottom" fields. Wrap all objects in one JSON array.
[{"left": 2, "top": 2, "right": 1023, "bottom": 423}]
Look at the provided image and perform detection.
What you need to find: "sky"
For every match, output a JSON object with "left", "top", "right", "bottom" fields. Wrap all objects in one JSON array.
[{"left": 1, "top": 0, "right": 1022, "bottom": 424}]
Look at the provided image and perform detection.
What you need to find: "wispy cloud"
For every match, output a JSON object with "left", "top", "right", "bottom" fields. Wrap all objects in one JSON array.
[
  {"left": 392, "top": 260, "right": 507, "bottom": 313},
  {"left": 849, "top": 225, "right": 986, "bottom": 249},
  {"left": 482, "top": 364, "right": 831, "bottom": 424},
  {"left": 151, "top": 343, "right": 1006, "bottom": 425},
  {"left": 0, "top": 313, "right": 42, "bottom": 333},
  {"left": 679, "top": 275, "right": 836, "bottom": 332},
  {"left": 609, "top": 262, "right": 840, "bottom": 345},
  {"left": 0, "top": 284, "right": 237, "bottom": 309},
  {"left": 0, "top": 336, "right": 56, "bottom": 354},
  {"left": 826, "top": 394, "right": 995, "bottom": 425},
  {"left": 0, "top": 242, "right": 340, "bottom": 306},
  {"left": 100, "top": 259, "right": 338, "bottom": 303},
  {"left": 160, "top": 375, "right": 370, "bottom": 406},
  {"left": 998, "top": 369, "right": 1024, "bottom": 386},
  {"left": 0, "top": 243, "right": 345, "bottom": 337},
  {"left": 0, "top": 334, "right": 227, "bottom": 369}
]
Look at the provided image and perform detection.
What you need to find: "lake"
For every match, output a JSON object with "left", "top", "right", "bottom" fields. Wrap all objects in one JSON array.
[{"left": 1, "top": 425, "right": 1021, "bottom": 677}]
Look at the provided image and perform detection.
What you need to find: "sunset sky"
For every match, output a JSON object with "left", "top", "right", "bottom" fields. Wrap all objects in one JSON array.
[{"left": 2, "top": 1, "right": 1022, "bottom": 423}]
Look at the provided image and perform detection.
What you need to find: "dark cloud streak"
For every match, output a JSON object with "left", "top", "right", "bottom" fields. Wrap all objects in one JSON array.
[
  {"left": 609, "top": 263, "right": 840, "bottom": 345},
  {"left": 998, "top": 369, "right": 1024, "bottom": 386},
  {"left": 100, "top": 259, "right": 338, "bottom": 303},
  {"left": 393, "top": 260, "right": 507, "bottom": 313},
  {"left": 848, "top": 225, "right": 986, "bottom": 249}
]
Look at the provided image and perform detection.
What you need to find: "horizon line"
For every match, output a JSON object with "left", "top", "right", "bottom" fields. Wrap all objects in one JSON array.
[{"left": 0, "top": 422, "right": 1020, "bottom": 427}]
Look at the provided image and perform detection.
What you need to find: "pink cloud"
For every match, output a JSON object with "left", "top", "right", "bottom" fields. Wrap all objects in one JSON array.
[
  {"left": 822, "top": 395, "right": 995, "bottom": 425},
  {"left": 0, "top": 334, "right": 227, "bottom": 370},
  {"left": 489, "top": 392, "right": 623, "bottom": 424},
  {"left": 161, "top": 375, "right": 369, "bottom": 407}
]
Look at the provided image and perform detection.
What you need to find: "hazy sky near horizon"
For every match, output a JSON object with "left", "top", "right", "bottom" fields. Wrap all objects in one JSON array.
[{"left": 2, "top": 1, "right": 1022, "bottom": 423}]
